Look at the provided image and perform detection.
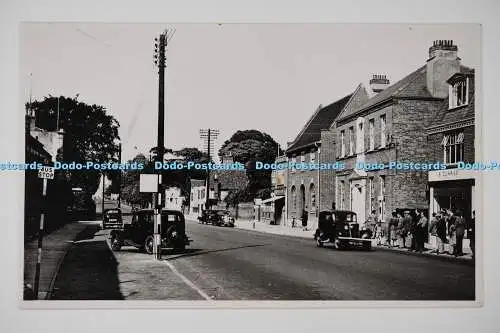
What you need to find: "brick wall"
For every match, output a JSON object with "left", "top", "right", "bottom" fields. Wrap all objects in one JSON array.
[{"left": 319, "top": 129, "right": 336, "bottom": 211}]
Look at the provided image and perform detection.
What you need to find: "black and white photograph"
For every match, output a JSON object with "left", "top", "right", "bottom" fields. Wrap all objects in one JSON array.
[{"left": 21, "top": 23, "right": 480, "bottom": 303}]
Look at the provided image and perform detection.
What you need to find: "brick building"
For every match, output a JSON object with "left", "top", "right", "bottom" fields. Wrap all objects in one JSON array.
[
  {"left": 427, "top": 69, "right": 476, "bottom": 220},
  {"left": 320, "top": 40, "right": 474, "bottom": 225},
  {"left": 285, "top": 93, "right": 357, "bottom": 230}
]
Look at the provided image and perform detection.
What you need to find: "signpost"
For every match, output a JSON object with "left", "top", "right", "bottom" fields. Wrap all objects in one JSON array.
[
  {"left": 140, "top": 174, "right": 162, "bottom": 259},
  {"left": 33, "top": 166, "right": 54, "bottom": 300}
]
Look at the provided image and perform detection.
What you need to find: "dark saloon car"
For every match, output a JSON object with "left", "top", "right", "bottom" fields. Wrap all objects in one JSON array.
[
  {"left": 102, "top": 208, "right": 123, "bottom": 229},
  {"left": 109, "top": 209, "right": 191, "bottom": 254}
]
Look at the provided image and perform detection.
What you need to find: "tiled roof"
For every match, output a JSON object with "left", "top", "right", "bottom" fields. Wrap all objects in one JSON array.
[
  {"left": 428, "top": 70, "right": 475, "bottom": 129},
  {"left": 337, "top": 64, "right": 474, "bottom": 123},
  {"left": 287, "top": 94, "right": 352, "bottom": 153}
]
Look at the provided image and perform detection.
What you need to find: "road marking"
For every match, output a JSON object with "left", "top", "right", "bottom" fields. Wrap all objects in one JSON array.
[{"left": 162, "top": 261, "right": 212, "bottom": 301}]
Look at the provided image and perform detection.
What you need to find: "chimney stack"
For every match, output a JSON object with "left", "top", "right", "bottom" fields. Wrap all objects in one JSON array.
[
  {"left": 369, "top": 74, "right": 390, "bottom": 93},
  {"left": 426, "top": 40, "right": 460, "bottom": 98}
]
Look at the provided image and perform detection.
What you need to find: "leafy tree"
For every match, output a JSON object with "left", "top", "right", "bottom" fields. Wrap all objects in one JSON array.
[
  {"left": 28, "top": 95, "right": 120, "bottom": 194},
  {"left": 219, "top": 130, "right": 281, "bottom": 200}
]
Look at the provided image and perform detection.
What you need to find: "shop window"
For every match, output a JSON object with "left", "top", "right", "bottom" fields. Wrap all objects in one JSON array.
[{"left": 442, "top": 131, "right": 464, "bottom": 164}]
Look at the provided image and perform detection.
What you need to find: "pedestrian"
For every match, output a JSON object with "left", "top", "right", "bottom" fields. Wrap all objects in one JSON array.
[
  {"left": 402, "top": 211, "right": 412, "bottom": 248},
  {"left": 429, "top": 212, "right": 438, "bottom": 252},
  {"left": 454, "top": 210, "right": 466, "bottom": 256},
  {"left": 367, "top": 210, "right": 378, "bottom": 239},
  {"left": 436, "top": 211, "right": 447, "bottom": 254},
  {"left": 302, "top": 208, "right": 308, "bottom": 231},
  {"left": 389, "top": 211, "right": 399, "bottom": 247},
  {"left": 468, "top": 210, "right": 475, "bottom": 257},
  {"left": 416, "top": 210, "right": 428, "bottom": 252},
  {"left": 375, "top": 221, "right": 383, "bottom": 245},
  {"left": 409, "top": 210, "right": 419, "bottom": 251}
]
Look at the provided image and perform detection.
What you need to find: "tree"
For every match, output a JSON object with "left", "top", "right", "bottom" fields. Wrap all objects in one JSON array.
[
  {"left": 28, "top": 95, "right": 120, "bottom": 194},
  {"left": 219, "top": 130, "right": 281, "bottom": 200},
  {"left": 121, "top": 154, "right": 151, "bottom": 207}
]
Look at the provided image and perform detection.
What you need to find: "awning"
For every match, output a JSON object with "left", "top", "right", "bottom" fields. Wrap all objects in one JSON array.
[{"left": 260, "top": 196, "right": 285, "bottom": 204}]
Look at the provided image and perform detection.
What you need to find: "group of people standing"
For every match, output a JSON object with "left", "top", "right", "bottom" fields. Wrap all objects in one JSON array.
[{"left": 365, "top": 208, "right": 475, "bottom": 257}]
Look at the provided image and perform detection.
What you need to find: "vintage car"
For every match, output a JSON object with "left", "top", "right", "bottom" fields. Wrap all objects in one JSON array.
[
  {"left": 314, "top": 210, "right": 372, "bottom": 250},
  {"left": 109, "top": 209, "right": 191, "bottom": 254},
  {"left": 198, "top": 209, "right": 235, "bottom": 227},
  {"left": 102, "top": 208, "right": 123, "bottom": 229}
]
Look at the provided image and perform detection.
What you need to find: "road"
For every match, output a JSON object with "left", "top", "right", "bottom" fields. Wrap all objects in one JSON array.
[{"left": 51, "top": 218, "right": 475, "bottom": 300}]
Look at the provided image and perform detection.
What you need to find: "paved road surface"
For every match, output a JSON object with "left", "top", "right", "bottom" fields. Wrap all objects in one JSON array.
[{"left": 51, "top": 218, "right": 475, "bottom": 300}]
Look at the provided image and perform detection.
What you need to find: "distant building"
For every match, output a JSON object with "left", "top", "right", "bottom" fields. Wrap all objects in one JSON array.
[
  {"left": 285, "top": 91, "right": 361, "bottom": 230},
  {"left": 164, "top": 186, "right": 185, "bottom": 211},
  {"left": 209, "top": 154, "right": 248, "bottom": 208},
  {"left": 189, "top": 179, "right": 206, "bottom": 216}
]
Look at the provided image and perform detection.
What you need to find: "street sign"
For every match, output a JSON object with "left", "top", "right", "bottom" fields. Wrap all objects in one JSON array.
[{"left": 38, "top": 166, "right": 55, "bottom": 179}]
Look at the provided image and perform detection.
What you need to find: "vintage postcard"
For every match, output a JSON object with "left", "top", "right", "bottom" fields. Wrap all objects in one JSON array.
[{"left": 20, "top": 23, "right": 481, "bottom": 306}]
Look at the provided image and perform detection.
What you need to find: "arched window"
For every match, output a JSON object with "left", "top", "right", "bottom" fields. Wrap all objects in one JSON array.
[{"left": 309, "top": 183, "right": 316, "bottom": 211}]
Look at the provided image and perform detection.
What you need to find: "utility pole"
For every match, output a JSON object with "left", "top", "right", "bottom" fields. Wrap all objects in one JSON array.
[
  {"left": 153, "top": 29, "right": 175, "bottom": 260},
  {"left": 102, "top": 172, "right": 105, "bottom": 216},
  {"left": 118, "top": 143, "right": 121, "bottom": 209},
  {"left": 199, "top": 128, "right": 219, "bottom": 210}
]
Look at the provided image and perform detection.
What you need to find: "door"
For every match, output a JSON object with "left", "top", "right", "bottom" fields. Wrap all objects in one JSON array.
[{"left": 350, "top": 179, "right": 366, "bottom": 223}]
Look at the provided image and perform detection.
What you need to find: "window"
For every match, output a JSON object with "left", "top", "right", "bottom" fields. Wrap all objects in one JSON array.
[
  {"left": 380, "top": 115, "right": 386, "bottom": 148},
  {"left": 357, "top": 120, "right": 364, "bottom": 153},
  {"left": 310, "top": 183, "right": 316, "bottom": 210},
  {"left": 449, "top": 78, "right": 469, "bottom": 109},
  {"left": 443, "top": 131, "right": 464, "bottom": 164},
  {"left": 310, "top": 151, "right": 315, "bottom": 163},
  {"left": 369, "top": 177, "right": 375, "bottom": 212},
  {"left": 340, "top": 130, "right": 345, "bottom": 157},
  {"left": 300, "top": 154, "right": 305, "bottom": 163},
  {"left": 349, "top": 126, "right": 354, "bottom": 156},
  {"left": 291, "top": 157, "right": 296, "bottom": 173},
  {"left": 369, "top": 119, "right": 375, "bottom": 150},
  {"left": 291, "top": 186, "right": 297, "bottom": 211},
  {"left": 338, "top": 180, "right": 345, "bottom": 209}
]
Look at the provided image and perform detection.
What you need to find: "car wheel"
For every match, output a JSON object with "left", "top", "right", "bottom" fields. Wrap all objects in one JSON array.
[
  {"left": 110, "top": 237, "right": 122, "bottom": 251},
  {"left": 316, "top": 239, "right": 324, "bottom": 247},
  {"left": 144, "top": 235, "right": 154, "bottom": 254}
]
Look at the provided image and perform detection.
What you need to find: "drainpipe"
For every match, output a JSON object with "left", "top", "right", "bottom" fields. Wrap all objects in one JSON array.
[{"left": 314, "top": 142, "right": 320, "bottom": 228}]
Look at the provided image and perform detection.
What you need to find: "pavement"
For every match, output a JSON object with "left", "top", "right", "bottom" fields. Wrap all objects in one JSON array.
[
  {"left": 23, "top": 220, "right": 92, "bottom": 300},
  {"left": 48, "top": 218, "right": 475, "bottom": 300},
  {"left": 235, "top": 219, "right": 474, "bottom": 263}
]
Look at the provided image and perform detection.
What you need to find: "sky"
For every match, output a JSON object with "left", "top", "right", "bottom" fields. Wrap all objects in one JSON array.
[{"left": 20, "top": 23, "right": 481, "bottom": 162}]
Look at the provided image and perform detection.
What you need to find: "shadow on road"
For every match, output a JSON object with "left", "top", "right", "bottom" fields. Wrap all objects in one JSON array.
[
  {"left": 50, "top": 224, "right": 124, "bottom": 300},
  {"left": 164, "top": 244, "right": 270, "bottom": 261}
]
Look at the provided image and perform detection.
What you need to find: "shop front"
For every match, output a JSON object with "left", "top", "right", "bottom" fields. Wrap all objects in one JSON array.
[{"left": 428, "top": 168, "right": 476, "bottom": 220}]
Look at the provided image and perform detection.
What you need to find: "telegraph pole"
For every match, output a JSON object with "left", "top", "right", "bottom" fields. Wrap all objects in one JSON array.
[
  {"left": 153, "top": 29, "right": 175, "bottom": 259},
  {"left": 199, "top": 128, "right": 219, "bottom": 210},
  {"left": 118, "top": 143, "right": 121, "bottom": 209}
]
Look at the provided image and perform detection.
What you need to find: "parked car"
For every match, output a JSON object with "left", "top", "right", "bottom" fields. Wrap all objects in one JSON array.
[
  {"left": 314, "top": 210, "right": 372, "bottom": 250},
  {"left": 102, "top": 208, "right": 123, "bottom": 229},
  {"left": 109, "top": 209, "right": 191, "bottom": 254},
  {"left": 211, "top": 210, "right": 235, "bottom": 227}
]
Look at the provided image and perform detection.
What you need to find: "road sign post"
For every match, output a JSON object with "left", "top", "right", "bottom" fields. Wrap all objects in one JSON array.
[{"left": 33, "top": 166, "right": 54, "bottom": 300}]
